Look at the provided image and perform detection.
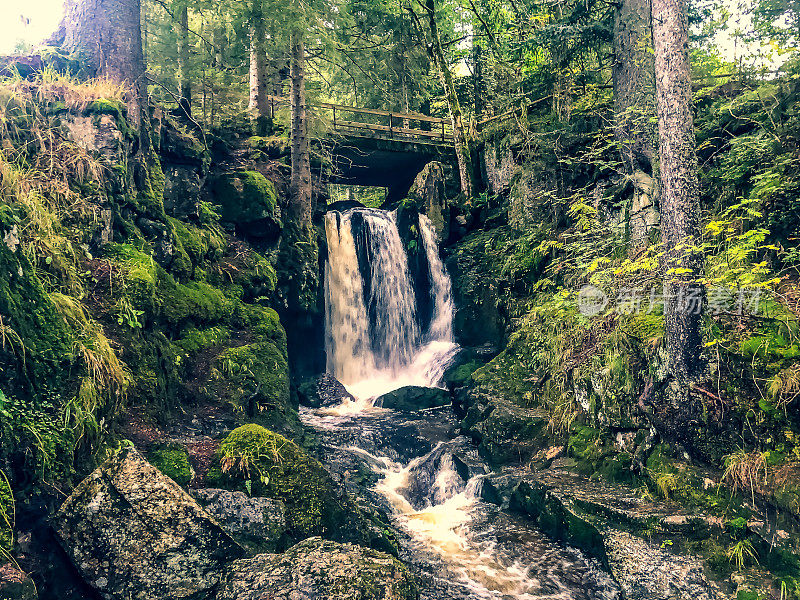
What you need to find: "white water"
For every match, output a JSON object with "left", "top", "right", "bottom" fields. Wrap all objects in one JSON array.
[
  {"left": 311, "top": 208, "right": 619, "bottom": 599},
  {"left": 323, "top": 208, "right": 458, "bottom": 406}
]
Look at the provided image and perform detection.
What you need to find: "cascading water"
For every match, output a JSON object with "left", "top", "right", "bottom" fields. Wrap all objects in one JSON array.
[
  {"left": 306, "top": 205, "right": 620, "bottom": 599},
  {"left": 324, "top": 207, "right": 458, "bottom": 402}
]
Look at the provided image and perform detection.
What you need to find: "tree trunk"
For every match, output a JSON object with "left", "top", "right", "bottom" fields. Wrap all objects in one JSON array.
[
  {"left": 424, "top": 0, "right": 476, "bottom": 197},
  {"left": 248, "top": 0, "right": 270, "bottom": 135},
  {"left": 613, "top": 0, "right": 659, "bottom": 248},
  {"left": 289, "top": 30, "right": 312, "bottom": 225},
  {"left": 176, "top": 3, "right": 192, "bottom": 118},
  {"left": 61, "top": 0, "right": 146, "bottom": 126},
  {"left": 652, "top": 0, "right": 705, "bottom": 438}
]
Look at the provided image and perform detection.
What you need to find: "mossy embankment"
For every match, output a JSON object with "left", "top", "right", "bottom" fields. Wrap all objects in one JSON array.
[
  {"left": 0, "top": 73, "right": 316, "bottom": 576},
  {"left": 442, "top": 62, "right": 800, "bottom": 598}
]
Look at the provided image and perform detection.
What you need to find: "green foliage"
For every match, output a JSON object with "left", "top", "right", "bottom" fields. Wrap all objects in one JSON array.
[
  {"left": 0, "top": 470, "right": 13, "bottom": 553},
  {"left": 148, "top": 442, "right": 193, "bottom": 486}
]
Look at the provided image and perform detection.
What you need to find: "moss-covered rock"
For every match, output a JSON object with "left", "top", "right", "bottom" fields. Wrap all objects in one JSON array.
[
  {"left": 207, "top": 425, "right": 348, "bottom": 539},
  {"left": 211, "top": 171, "right": 278, "bottom": 227},
  {"left": 217, "top": 537, "right": 419, "bottom": 600},
  {"left": 148, "top": 442, "right": 193, "bottom": 486}
]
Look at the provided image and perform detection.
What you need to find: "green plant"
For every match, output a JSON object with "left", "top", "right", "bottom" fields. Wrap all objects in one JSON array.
[{"left": 728, "top": 539, "right": 759, "bottom": 571}]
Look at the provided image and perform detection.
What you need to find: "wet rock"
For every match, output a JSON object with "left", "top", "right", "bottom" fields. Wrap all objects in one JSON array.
[
  {"left": 509, "top": 470, "right": 725, "bottom": 600},
  {"left": 191, "top": 488, "right": 287, "bottom": 554},
  {"left": 297, "top": 373, "right": 355, "bottom": 408},
  {"left": 0, "top": 563, "right": 36, "bottom": 600},
  {"left": 217, "top": 537, "right": 419, "bottom": 600},
  {"left": 375, "top": 386, "right": 450, "bottom": 411},
  {"left": 462, "top": 398, "right": 547, "bottom": 465},
  {"left": 54, "top": 445, "right": 244, "bottom": 600}
]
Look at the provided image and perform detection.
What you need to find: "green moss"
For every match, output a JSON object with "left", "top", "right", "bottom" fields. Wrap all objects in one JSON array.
[
  {"left": 207, "top": 424, "right": 347, "bottom": 538},
  {"left": 0, "top": 232, "right": 76, "bottom": 387},
  {"left": 85, "top": 98, "right": 127, "bottom": 121},
  {"left": 160, "top": 280, "right": 232, "bottom": 325},
  {"left": 246, "top": 136, "right": 289, "bottom": 158},
  {"left": 211, "top": 171, "right": 278, "bottom": 225},
  {"left": 174, "top": 325, "right": 231, "bottom": 356},
  {"left": 0, "top": 473, "right": 13, "bottom": 552},
  {"left": 148, "top": 442, "right": 193, "bottom": 485}
]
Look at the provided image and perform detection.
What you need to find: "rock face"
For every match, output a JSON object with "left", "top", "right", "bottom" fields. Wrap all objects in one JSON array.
[
  {"left": 191, "top": 488, "right": 287, "bottom": 553},
  {"left": 0, "top": 563, "right": 37, "bottom": 600},
  {"left": 509, "top": 470, "right": 726, "bottom": 600},
  {"left": 54, "top": 446, "right": 245, "bottom": 600},
  {"left": 217, "top": 537, "right": 419, "bottom": 600},
  {"left": 298, "top": 373, "right": 355, "bottom": 408},
  {"left": 375, "top": 386, "right": 450, "bottom": 411},
  {"left": 406, "top": 161, "right": 449, "bottom": 239}
]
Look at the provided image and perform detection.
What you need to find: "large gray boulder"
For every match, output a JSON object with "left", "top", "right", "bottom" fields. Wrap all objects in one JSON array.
[
  {"left": 191, "top": 488, "right": 287, "bottom": 554},
  {"left": 217, "top": 537, "right": 419, "bottom": 600},
  {"left": 53, "top": 446, "right": 244, "bottom": 600},
  {"left": 297, "top": 373, "right": 355, "bottom": 408}
]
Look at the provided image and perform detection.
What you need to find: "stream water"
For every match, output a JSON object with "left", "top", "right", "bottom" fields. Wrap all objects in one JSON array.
[{"left": 304, "top": 207, "right": 621, "bottom": 599}]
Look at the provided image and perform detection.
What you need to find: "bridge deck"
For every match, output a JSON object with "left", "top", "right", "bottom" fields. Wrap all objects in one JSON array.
[{"left": 268, "top": 96, "right": 454, "bottom": 145}]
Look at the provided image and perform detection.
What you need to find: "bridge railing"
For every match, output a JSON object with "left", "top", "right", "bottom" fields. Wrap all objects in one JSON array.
[{"left": 267, "top": 95, "right": 453, "bottom": 145}]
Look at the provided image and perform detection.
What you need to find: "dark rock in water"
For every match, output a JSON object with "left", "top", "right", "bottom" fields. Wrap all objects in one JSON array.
[
  {"left": 54, "top": 446, "right": 244, "bottom": 600},
  {"left": 191, "top": 489, "right": 287, "bottom": 554},
  {"left": 376, "top": 386, "right": 450, "bottom": 411},
  {"left": 397, "top": 443, "right": 469, "bottom": 511},
  {"left": 217, "top": 537, "right": 419, "bottom": 600},
  {"left": 462, "top": 397, "right": 547, "bottom": 465},
  {"left": 297, "top": 373, "right": 355, "bottom": 408},
  {"left": 0, "top": 563, "right": 37, "bottom": 600}
]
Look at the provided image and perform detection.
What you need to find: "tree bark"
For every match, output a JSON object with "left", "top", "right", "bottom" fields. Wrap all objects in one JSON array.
[
  {"left": 61, "top": 0, "right": 146, "bottom": 126},
  {"left": 289, "top": 30, "right": 312, "bottom": 226},
  {"left": 613, "top": 0, "right": 659, "bottom": 248},
  {"left": 652, "top": 0, "right": 705, "bottom": 435},
  {"left": 176, "top": 3, "right": 192, "bottom": 118},
  {"left": 248, "top": 0, "right": 270, "bottom": 134},
  {"left": 424, "top": 0, "right": 476, "bottom": 197}
]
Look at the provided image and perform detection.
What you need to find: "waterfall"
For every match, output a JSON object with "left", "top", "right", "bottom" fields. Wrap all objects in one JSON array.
[
  {"left": 324, "top": 207, "right": 458, "bottom": 402},
  {"left": 419, "top": 214, "right": 454, "bottom": 343}
]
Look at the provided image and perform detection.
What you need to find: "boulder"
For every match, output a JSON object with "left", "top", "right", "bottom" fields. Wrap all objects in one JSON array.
[
  {"left": 0, "top": 563, "right": 36, "bottom": 600},
  {"left": 54, "top": 446, "right": 244, "bottom": 600},
  {"left": 462, "top": 397, "right": 547, "bottom": 464},
  {"left": 217, "top": 537, "right": 419, "bottom": 600},
  {"left": 163, "top": 165, "right": 202, "bottom": 219},
  {"left": 375, "top": 386, "right": 450, "bottom": 411},
  {"left": 406, "top": 161, "right": 449, "bottom": 239},
  {"left": 210, "top": 171, "right": 280, "bottom": 239},
  {"left": 191, "top": 488, "right": 287, "bottom": 554},
  {"left": 297, "top": 373, "right": 355, "bottom": 408}
]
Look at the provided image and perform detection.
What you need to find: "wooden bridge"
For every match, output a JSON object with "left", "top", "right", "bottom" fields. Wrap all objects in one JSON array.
[{"left": 269, "top": 96, "right": 455, "bottom": 201}]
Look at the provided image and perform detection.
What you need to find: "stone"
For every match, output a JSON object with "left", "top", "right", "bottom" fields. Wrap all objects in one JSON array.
[
  {"left": 163, "top": 165, "right": 202, "bottom": 219},
  {"left": 0, "top": 563, "right": 37, "bottom": 600},
  {"left": 297, "top": 373, "right": 355, "bottom": 408},
  {"left": 191, "top": 488, "right": 287, "bottom": 554},
  {"left": 63, "top": 115, "right": 124, "bottom": 163},
  {"left": 54, "top": 446, "right": 244, "bottom": 600},
  {"left": 217, "top": 537, "right": 419, "bottom": 600},
  {"left": 210, "top": 171, "right": 280, "bottom": 239},
  {"left": 406, "top": 161, "right": 449, "bottom": 239},
  {"left": 375, "top": 386, "right": 450, "bottom": 411},
  {"left": 462, "top": 398, "right": 547, "bottom": 465},
  {"left": 605, "top": 530, "right": 724, "bottom": 600}
]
